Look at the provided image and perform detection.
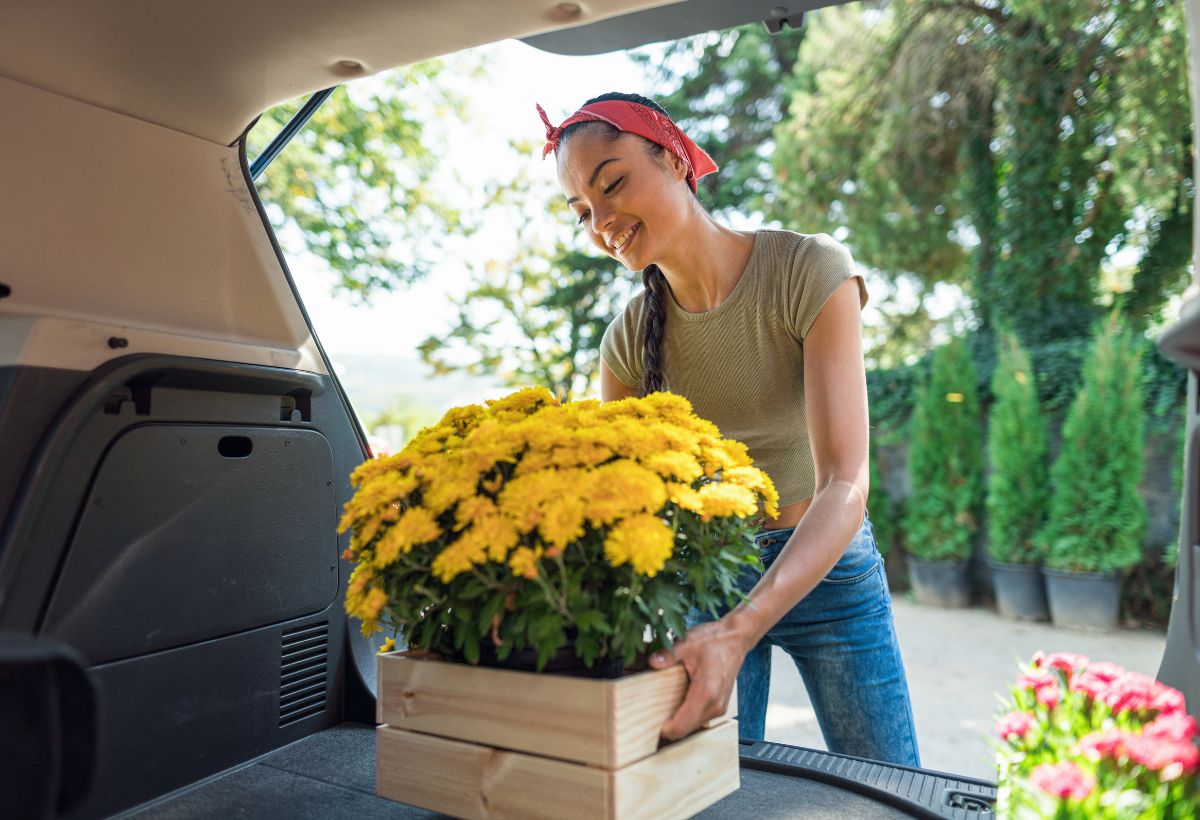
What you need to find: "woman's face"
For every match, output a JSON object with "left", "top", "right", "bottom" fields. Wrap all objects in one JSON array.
[{"left": 556, "top": 127, "right": 691, "bottom": 271}]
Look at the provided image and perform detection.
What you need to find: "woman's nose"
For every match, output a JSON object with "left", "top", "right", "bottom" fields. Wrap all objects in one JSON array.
[{"left": 590, "top": 205, "right": 616, "bottom": 235}]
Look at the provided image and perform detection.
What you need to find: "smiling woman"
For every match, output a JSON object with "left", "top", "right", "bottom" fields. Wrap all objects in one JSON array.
[{"left": 539, "top": 91, "right": 920, "bottom": 766}]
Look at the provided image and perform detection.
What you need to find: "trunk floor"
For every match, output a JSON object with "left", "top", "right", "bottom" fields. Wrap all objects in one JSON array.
[{"left": 124, "top": 721, "right": 918, "bottom": 819}]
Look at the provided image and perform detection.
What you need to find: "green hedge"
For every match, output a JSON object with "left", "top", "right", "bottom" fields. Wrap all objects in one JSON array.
[{"left": 867, "top": 331, "right": 1185, "bottom": 437}]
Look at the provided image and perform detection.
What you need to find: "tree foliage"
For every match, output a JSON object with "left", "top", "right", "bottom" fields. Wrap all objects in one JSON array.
[
  {"left": 904, "top": 336, "right": 984, "bottom": 561},
  {"left": 1037, "top": 314, "right": 1147, "bottom": 573},
  {"left": 632, "top": 22, "right": 807, "bottom": 215},
  {"left": 771, "top": 0, "right": 1192, "bottom": 349},
  {"left": 985, "top": 331, "right": 1050, "bottom": 564},
  {"left": 247, "top": 63, "right": 470, "bottom": 301},
  {"left": 417, "top": 143, "right": 633, "bottom": 400}
]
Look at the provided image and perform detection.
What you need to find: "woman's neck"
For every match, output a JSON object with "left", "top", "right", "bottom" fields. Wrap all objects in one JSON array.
[{"left": 655, "top": 213, "right": 756, "bottom": 314}]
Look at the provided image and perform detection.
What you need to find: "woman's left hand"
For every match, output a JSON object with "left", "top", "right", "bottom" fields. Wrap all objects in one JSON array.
[{"left": 648, "top": 616, "right": 751, "bottom": 741}]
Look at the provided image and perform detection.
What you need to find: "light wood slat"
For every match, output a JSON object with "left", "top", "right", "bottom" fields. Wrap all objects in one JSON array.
[
  {"left": 375, "top": 721, "right": 739, "bottom": 820},
  {"left": 378, "top": 653, "right": 700, "bottom": 768}
]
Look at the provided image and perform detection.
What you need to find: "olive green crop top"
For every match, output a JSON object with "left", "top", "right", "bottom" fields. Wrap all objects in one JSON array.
[{"left": 600, "top": 230, "right": 869, "bottom": 507}]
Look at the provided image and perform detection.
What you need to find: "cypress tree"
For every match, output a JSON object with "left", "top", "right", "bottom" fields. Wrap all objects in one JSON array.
[
  {"left": 904, "top": 337, "right": 983, "bottom": 562},
  {"left": 1037, "top": 315, "right": 1147, "bottom": 573},
  {"left": 985, "top": 332, "right": 1049, "bottom": 564}
]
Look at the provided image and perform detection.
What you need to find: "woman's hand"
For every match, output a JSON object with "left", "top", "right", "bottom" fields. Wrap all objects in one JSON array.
[{"left": 648, "top": 616, "right": 753, "bottom": 741}]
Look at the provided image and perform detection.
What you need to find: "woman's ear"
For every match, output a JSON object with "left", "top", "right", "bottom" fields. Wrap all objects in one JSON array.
[{"left": 664, "top": 150, "right": 689, "bottom": 184}]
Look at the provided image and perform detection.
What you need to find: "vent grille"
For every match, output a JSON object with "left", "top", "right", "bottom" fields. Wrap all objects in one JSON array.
[{"left": 279, "top": 621, "right": 328, "bottom": 727}]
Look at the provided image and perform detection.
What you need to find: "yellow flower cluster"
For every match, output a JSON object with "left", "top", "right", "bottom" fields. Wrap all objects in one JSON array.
[{"left": 338, "top": 387, "right": 779, "bottom": 632}]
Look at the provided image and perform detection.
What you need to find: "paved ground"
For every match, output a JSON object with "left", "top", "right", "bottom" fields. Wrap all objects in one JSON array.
[{"left": 762, "top": 597, "right": 1168, "bottom": 781}]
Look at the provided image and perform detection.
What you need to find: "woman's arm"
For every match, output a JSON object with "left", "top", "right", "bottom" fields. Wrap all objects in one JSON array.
[
  {"left": 648, "top": 277, "right": 870, "bottom": 740},
  {"left": 600, "top": 359, "right": 639, "bottom": 401}
]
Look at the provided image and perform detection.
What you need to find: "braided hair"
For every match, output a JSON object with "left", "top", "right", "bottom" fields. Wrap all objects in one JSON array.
[{"left": 558, "top": 92, "right": 686, "bottom": 397}]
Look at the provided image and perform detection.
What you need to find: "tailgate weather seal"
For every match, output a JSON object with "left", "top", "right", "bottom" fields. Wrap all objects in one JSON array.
[{"left": 738, "top": 739, "right": 996, "bottom": 819}]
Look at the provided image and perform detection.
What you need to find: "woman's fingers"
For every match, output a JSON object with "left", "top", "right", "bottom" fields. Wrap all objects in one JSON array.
[{"left": 654, "top": 631, "right": 736, "bottom": 741}]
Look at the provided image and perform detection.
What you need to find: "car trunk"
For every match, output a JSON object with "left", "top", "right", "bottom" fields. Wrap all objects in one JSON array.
[{"left": 2, "top": 0, "right": 1198, "bottom": 816}]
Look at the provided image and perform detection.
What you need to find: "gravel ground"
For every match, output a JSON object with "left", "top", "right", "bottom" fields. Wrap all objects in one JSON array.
[{"left": 761, "top": 596, "right": 1168, "bottom": 780}]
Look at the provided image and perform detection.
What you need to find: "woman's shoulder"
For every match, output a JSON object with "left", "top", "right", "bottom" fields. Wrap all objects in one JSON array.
[
  {"left": 755, "top": 228, "right": 849, "bottom": 259},
  {"left": 751, "top": 229, "right": 853, "bottom": 285}
]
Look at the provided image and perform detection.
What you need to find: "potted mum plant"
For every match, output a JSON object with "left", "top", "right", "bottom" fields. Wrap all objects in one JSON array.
[
  {"left": 994, "top": 651, "right": 1198, "bottom": 818},
  {"left": 339, "top": 387, "right": 776, "bottom": 817},
  {"left": 985, "top": 331, "right": 1050, "bottom": 621},
  {"left": 340, "top": 385, "right": 777, "bottom": 670}
]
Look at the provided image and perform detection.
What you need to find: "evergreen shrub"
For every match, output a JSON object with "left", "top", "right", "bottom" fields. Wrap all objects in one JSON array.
[
  {"left": 985, "top": 332, "right": 1049, "bottom": 564},
  {"left": 903, "top": 337, "right": 983, "bottom": 562},
  {"left": 1036, "top": 316, "right": 1147, "bottom": 574}
]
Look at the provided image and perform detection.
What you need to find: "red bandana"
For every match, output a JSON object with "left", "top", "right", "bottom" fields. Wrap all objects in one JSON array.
[{"left": 537, "top": 100, "right": 718, "bottom": 192}]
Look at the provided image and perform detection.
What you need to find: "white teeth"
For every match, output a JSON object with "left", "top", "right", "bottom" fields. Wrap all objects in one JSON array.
[{"left": 612, "top": 224, "right": 638, "bottom": 251}]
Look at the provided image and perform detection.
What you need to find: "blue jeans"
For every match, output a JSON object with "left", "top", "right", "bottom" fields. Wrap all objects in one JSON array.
[{"left": 690, "top": 510, "right": 921, "bottom": 767}]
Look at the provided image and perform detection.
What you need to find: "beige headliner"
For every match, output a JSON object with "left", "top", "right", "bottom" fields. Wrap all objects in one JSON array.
[{"left": 0, "top": 0, "right": 678, "bottom": 145}]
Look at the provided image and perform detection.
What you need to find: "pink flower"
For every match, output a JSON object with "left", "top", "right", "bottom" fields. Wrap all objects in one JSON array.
[
  {"left": 996, "top": 710, "right": 1036, "bottom": 741},
  {"left": 1017, "top": 670, "right": 1062, "bottom": 709},
  {"left": 1077, "top": 729, "right": 1129, "bottom": 762},
  {"left": 1144, "top": 713, "right": 1199, "bottom": 744},
  {"left": 1102, "top": 672, "right": 1162, "bottom": 715},
  {"left": 1032, "top": 651, "right": 1089, "bottom": 680},
  {"left": 1122, "top": 734, "right": 1200, "bottom": 781},
  {"left": 1036, "top": 684, "right": 1061, "bottom": 709},
  {"left": 1149, "top": 684, "right": 1187, "bottom": 716},
  {"left": 1030, "top": 762, "right": 1095, "bottom": 800}
]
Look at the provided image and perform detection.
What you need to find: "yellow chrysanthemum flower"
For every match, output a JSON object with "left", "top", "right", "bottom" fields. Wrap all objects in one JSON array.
[
  {"left": 583, "top": 460, "right": 667, "bottom": 527},
  {"left": 640, "top": 450, "right": 704, "bottom": 483},
  {"left": 508, "top": 546, "right": 544, "bottom": 579},
  {"left": 485, "top": 386, "right": 559, "bottom": 416},
  {"left": 603, "top": 513, "right": 675, "bottom": 577},
  {"left": 665, "top": 482, "right": 706, "bottom": 514},
  {"left": 339, "top": 470, "right": 420, "bottom": 531},
  {"left": 373, "top": 506, "right": 441, "bottom": 567},
  {"left": 377, "top": 636, "right": 396, "bottom": 655},
  {"left": 697, "top": 482, "right": 760, "bottom": 520},
  {"left": 721, "top": 466, "right": 781, "bottom": 519},
  {"left": 538, "top": 493, "right": 587, "bottom": 552},
  {"left": 422, "top": 465, "right": 480, "bottom": 516},
  {"left": 345, "top": 564, "right": 388, "bottom": 634}
]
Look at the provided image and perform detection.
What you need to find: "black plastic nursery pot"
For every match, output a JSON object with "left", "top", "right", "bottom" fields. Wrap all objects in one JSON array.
[
  {"left": 1042, "top": 567, "right": 1121, "bottom": 632},
  {"left": 988, "top": 559, "right": 1050, "bottom": 622},
  {"left": 906, "top": 557, "right": 971, "bottom": 608}
]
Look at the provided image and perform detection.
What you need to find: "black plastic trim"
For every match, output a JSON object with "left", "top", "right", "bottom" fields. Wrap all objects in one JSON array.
[
  {"left": 738, "top": 739, "right": 996, "bottom": 819},
  {"left": 235, "top": 134, "right": 378, "bottom": 724},
  {"left": 0, "top": 354, "right": 327, "bottom": 627}
]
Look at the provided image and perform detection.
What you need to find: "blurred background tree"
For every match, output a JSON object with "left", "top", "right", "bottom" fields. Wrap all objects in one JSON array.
[
  {"left": 417, "top": 142, "right": 633, "bottom": 400},
  {"left": 248, "top": 62, "right": 473, "bottom": 301}
]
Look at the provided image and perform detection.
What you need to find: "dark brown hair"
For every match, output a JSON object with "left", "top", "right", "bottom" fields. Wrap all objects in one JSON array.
[{"left": 559, "top": 92, "right": 689, "bottom": 397}]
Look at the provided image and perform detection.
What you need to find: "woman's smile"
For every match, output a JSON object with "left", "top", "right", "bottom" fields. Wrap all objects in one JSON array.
[{"left": 610, "top": 222, "right": 640, "bottom": 255}]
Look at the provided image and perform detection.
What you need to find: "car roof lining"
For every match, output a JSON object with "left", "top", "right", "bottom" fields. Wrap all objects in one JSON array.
[{"left": 0, "top": 0, "right": 681, "bottom": 145}]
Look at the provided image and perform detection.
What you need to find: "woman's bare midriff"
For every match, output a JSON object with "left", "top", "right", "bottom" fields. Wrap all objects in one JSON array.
[{"left": 761, "top": 497, "right": 812, "bottom": 530}]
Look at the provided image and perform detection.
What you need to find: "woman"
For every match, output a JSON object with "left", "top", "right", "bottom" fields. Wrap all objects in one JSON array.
[{"left": 538, "top": 92, "right": 920, "bottom": 767}]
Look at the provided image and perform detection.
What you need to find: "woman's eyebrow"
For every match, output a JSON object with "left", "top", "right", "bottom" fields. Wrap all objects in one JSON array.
[{"left": 566, "top": 158, "right": 621, "bottom": 205}]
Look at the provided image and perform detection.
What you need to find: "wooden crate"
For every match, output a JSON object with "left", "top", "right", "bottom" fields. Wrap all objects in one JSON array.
[
  {"left": 376, "top": 652, "right": 734, "bottom": 768},
  {"left": 375, "top": 719, "right": 740, "bottom": 820}
]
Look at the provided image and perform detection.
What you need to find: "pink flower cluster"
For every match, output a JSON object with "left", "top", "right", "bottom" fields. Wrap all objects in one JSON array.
[
  {"left": 1021, "top": 652, "right": 1188, "bottom": 719},
  {"left": 1029, "top": 762, "right": 1095, "bottom": 800},
  {"left": 1001, "top": 651, "right": 1200, "bottom": 800},
  {"left": 996, "top": 709, "right": 1036, "bottom": 740},
  {"left": 1077, "top": 714, "right": 1200, "bottom": 781}
]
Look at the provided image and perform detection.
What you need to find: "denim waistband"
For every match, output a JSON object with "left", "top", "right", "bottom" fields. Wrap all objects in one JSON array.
[
  {"left": 755, "top": 527, "right": 796, "bottom": 549},
  {"left": 755, "top": 510, "right": 870, "bottom": 550}
]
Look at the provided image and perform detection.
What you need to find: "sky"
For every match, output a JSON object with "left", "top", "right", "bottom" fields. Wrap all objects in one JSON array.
[{"left": 286, "top": 39, "right": 653, "bottom": 362}]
